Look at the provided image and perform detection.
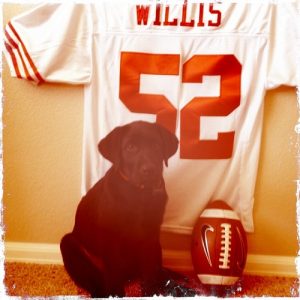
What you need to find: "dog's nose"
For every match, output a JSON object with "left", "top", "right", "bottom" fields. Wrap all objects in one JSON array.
[{"left": 140, "top": 164, "right": 154, "bottom": 177}]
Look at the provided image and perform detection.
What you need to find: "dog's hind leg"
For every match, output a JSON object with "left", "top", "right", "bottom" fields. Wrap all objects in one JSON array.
[{"left": 60, "top": 233, "right": 111, "bottom": 297}]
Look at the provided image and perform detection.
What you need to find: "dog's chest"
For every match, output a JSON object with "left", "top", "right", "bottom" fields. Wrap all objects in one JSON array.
[
  {"left": 114, "top": 192, "right": 154, "bottom": 224},
  {"left": 106, "top": 189, "right": 164, "bottom": 235}
]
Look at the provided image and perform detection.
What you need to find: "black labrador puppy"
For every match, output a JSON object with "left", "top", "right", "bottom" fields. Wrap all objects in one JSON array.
[{"left": 60, "top": 121, "right": 179, "bottom": 297}]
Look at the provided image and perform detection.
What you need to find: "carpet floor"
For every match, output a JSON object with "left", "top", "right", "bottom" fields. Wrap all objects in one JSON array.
[{"left": 4, "top": 262, "right": 300, "bottom": 298}]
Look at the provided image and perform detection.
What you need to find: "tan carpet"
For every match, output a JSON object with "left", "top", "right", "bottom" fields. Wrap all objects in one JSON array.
[{"left": 4, "top": 262, "right": 300, "bottom": 298}]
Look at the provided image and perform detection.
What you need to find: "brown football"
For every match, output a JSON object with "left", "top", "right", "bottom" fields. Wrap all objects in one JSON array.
[{"left": 191, "top": 200, "right": 247, "bottom": 285}]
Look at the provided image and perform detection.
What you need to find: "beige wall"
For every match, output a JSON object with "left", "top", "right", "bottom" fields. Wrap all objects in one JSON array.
[{"left": 2, "top": 4, "right": 299, "bottom": 257}]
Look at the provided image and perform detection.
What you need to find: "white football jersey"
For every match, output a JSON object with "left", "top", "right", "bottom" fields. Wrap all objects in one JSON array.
[{"left": 4, "top": 0, "right": 300, "bottom": 233}]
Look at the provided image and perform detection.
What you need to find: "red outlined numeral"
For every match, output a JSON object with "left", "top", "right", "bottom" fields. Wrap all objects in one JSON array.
[
  {"left": 119, "top": 52, "right": 241, "bottom": 159},
  {"left": 119, "top": 52, "right": 178, "bottom": 133},
  {"left": 181, "top": 55, "right": 241, "bottom": 159}
]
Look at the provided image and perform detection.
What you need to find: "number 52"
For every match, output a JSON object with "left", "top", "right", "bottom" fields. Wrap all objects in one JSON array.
[{"left": 119, "top": 52, "right": 241, "bottom": 159}]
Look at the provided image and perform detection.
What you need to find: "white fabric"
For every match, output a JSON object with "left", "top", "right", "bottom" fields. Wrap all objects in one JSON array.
[
  {"left": 3, "top": 0, "right": 300, "bottom": 233},
  {"left": 200, "top": 209, "right": 239, "bottom": 220}
]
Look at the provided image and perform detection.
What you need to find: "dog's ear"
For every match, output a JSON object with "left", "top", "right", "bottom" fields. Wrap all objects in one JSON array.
[
  {"left": 98, "top": 125, "right": 125, "bottom": 166},
  {"left": 156, "top": 124, "right": 179, "bottom": 167}
]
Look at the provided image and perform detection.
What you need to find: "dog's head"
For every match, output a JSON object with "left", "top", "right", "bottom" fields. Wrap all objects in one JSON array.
[{"left": 98, "top": 121, "right": 178, "bottom": 189}]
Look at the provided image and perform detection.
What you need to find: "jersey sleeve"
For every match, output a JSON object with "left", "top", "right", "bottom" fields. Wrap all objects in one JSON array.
[
  {"left": 266, "top": 2, "right": 300, "bottom": 89},
  {"left": 3, "top": 3, "right": 93, "bottom": 84}
]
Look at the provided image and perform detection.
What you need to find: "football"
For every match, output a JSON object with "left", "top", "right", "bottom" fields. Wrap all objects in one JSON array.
[{"left": 191, "top": 200, "right": 247, "bottom": 286}]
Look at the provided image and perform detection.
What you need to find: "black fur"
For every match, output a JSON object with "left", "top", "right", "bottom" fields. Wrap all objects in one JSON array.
[{"left": 60, "top": 121, "right": 178, "bottom": 297}]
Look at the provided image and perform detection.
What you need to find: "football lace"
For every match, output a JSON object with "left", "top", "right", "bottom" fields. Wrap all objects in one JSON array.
[{"left": 219, "top": 223, "right": 232, "bottom": 269}]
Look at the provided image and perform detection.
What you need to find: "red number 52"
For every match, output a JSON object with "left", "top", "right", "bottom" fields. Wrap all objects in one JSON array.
[{"left": 119, "top": 52, "right": 241, "bottom": 159}]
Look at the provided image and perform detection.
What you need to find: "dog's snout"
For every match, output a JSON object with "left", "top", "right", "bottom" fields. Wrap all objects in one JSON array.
[{"left": 140, "top": 164, "right": 154, "bottom": 176}]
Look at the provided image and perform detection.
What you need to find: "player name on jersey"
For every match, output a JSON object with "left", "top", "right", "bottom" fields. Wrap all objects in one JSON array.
[{"left": 136, "top": 2, "right": 222, "bottom": 28}]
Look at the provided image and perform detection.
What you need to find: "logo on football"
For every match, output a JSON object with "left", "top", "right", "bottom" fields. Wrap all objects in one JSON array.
[{"left": 191, "top": 200, "right": 247, "bottom": 285}]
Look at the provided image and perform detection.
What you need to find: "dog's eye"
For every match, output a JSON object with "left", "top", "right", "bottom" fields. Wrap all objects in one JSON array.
[{"left": 125, "top": 143, "right": 138, "bottom": 153}]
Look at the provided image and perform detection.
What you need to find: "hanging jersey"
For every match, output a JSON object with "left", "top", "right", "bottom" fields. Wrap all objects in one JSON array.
[{"left": 3, "top": 0, "right": 300, "bottom": 233}]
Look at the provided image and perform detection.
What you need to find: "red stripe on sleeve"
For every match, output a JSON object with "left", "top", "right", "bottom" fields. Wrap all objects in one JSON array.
[
  {"left": 5, "top": 30, "right": 18, "bottom": 49},
  {"left": 4, "top": 41, "right": 22, "bottom": 79},
  {"left": 5, "top": 29, "right": 34, "bottom": 81},
  {"left": 8, "top": 22, "right": 45, "bottom": 84},
  {"left": 17, "top": 47, "right": 34, "bottom": 81}
]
